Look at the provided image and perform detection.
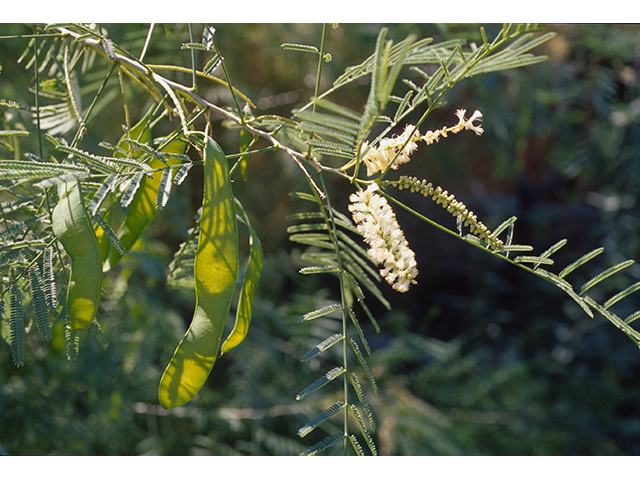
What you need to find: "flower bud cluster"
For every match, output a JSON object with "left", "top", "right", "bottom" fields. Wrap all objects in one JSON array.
[
  {"left": 360, "top": 109, "right": 484, "bottom": 176},
  {"left": 396, "top": 175, "right": 504, "bottom": 252},
  {"left": 348, "top": 184, "right": 418, "bottom": 292}
]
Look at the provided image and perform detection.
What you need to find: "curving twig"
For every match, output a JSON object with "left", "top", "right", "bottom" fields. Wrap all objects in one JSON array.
[{"left": 42, "top": 24, "right": 325, "bottom": 197}]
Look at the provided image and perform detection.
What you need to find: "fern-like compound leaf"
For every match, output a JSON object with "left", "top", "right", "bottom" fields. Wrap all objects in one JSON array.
[
  {"left": 534, "top": 239, "right": 567, "bottom": 270},
  {"left": 93, "top": 214, "right": 126, "bottom": 256},
  {"left": 348, "top": 404, "right": 377, "bottom": 455},
  {"left": 484, "top": 214, "right": 516, "bottom": 240},
  {"left": 466, "top": 32, "right": 556, "bottom": 77},
  {"left": 203, "top": 55, "right": 222, "bottom": 76},
  {"left": 338, "top": 241, "right": 379, "bottom": 283},
  {"left": 348, "top": 434, "right": 366, "bottom": 456},
  {"left": 333, "top": 35, "right": 442, "bottom": 90},
  {"left": 43, "top": 246, "right": 57, "bottom": 309},
  {"left": 312, "top": 97, "right": 363, "bottom": 122},
  {"left": 535, "top": 269, "right": 593, "bottom": 318},
  {"left": 287, "top": 188, "right": 387, "bottom": 437},
  {"left": 156, "top": 167, "right": 173, "bottom": 210},
  {"left": 120, "top": 171, "right": 145, "bottom": 208},
  {"left": 584, "top": 297, "right": 640, "bottom": 346},
  {"left": 300, "top": 431, "right": 345, "bottom": 456},
  {"left": 0, "top": 247, "right": 25, "bottom": 271},
  {"left": 349, "top": 338, "right": 377, "bottom": 394},
  {"left": 299, "top": 265, "right": 341, "bottom": 275},
  {"left": 295, "top": 114, "right": 360, "bottom": 148},
  {"left": 340, "top": 268, "right": 364, "bottom": 301},
  {"left": 87, "top": 173, "right": 118, "bottom": 216},
  {"left": 603, "top": 281, "right": 640, "bottom": 310},
  {"left": 393, "top": 89, "right": 415, "bottom": 123},
  {"left": 121, "top": 138, "right": 165, "bottom": 163},
  {"left": 380, "top": 34, "right": 416, "bottom": 111},
  {"left": 298, "top": 303, "right": 344, "bottom": 323},
  {"left": 98, "top": 141, "right": 127, "bottom": 156},
  {"left": 201, "top": 24, "right": 215, "bottom": 50},
  {"left": 298, "top": 401, "right": 345, "bottom": 438},
  {"left": 281, "top": 43, "right": 319, "bottom": 54},
  {"left": 502, "top": 244, "right": 534, "bottom": 253},
  {"left": 514, "top": 255, "right": 553, "bottom": 265},
  {"left": 288, "top": 191, "right": 317, "bottom": 202},
  {"left": 287, "top": 222, "right": 329, "bottom": 234},
  {"left": 0, "top": 195, "right": 40, "bottom": 214},
  {"left": 181, "top": 42, "right": 207, "bottom": 51},
  {"left": 29, "top": 264, "right": 52, "bottom": 340},
  {"left": 287, "top": 211, "right": 323, "bottom": 222},
  {"left": 173, "top": 162, "right": 192, "bottom": 186},
  {"left": 102, "top": 38, "right": 116, "bottom": 62},
  {"left": 55, "top": 146, "right": 117, "bottom": 174},
  {"left": 624, "top": 311, "right": 640, "bottom": 325},
  {"left": 580, "top": 260, "right": 635, "bottom": 296},
  {"left": 559, "top": 247, "right": 604, "bottom": 279},
  {"left": 9, "top": 284, "right": 25, "bottom": 367},
  {"left": 301, "top": 333, "right": 345, "bottom": 362},
  {"left": 306, "top": 139, "right": 356, "bottom": 159},
  {"left": 534, "top": 268, "right": 573, "bottom": 291},
  {"left": 62, "top": 43, "right": 85, "bottom": 136},
  {"left": 331, "top": 209, "right": 360, "bottom": 235},
  {"left": 0, "top": 159, "right": 89, "bottom": 181},
  {"left": 296, "top": 366, "right": 346, "bottom": 400},
  {"left": 347, "top": 309, "right": 371, "bottom": 356},
  {"left": 89, "top": 318, "right": 109, "bottom": 350},
  {"left": 296, "top": 110, "right": 362, "bottom": 137},
  {"left": 349, "top": 372, "right": 376, "bottom": 431},
  {"left": 64, "top": 314, "right": 80, "bottom": 361},
  {"left": 342, "top": 257, "right": 390, "bottom": 310},
  {"left": 289, "top": 232, "right": 334, "bottom": 250}
]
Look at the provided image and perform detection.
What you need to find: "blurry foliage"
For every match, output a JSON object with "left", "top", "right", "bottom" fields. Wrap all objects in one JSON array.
[{"left": 0, "top": 23, "right": 638, "bottom": 455}]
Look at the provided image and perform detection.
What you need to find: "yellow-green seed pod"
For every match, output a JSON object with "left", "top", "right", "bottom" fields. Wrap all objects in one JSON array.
[
  {"left": 52, "top": 180, "right": 102, "bottom": 330},
  {"left": 158, "top": 135, "right": 239, "bottom": 409}
]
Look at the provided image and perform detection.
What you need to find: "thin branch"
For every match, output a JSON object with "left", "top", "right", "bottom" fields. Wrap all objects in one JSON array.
[
  {"left": 43, "top": 24, "right": 325, "bottom": 197},
  {"left": 139, "top": 23, "right": 154, "bottom": 63}
]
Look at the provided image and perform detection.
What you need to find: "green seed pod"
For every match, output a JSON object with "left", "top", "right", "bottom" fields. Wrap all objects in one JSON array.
[
  {"left": 52, "top": 180, "right": 102, "bottom": 330},
  {"left": 220, "top": 198, "right": 263, "bottom": 354},
  {"left": 158, "top": 135, "right": 239, "bottom": 409},
  {"left": 102, "top": 116, "right": 187, "bottom": 271}
]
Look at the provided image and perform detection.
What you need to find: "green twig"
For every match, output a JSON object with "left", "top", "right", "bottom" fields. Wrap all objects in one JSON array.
[{"left": 139, "top": 23, "right": 154, "bottom": 63}]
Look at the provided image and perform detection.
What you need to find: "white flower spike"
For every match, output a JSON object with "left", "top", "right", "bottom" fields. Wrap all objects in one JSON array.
[
  {"left": 360, "top": 108, "right": 484, "bottom": 176},
  {"left": 348, "top": 184, "right": 418, "bottom": 292}
]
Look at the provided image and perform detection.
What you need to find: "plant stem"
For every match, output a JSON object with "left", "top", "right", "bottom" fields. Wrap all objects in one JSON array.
[
  {"left": 32, "top": 26, "right": 43, "bottom": 161},
  {"left": 139, "top": 23, "right": 154, "bottom": 64},
  {"left": 187, "top": 23, "right": 197, "bottom": 90},
  {"left": 316, "top": 172, "right": 350, "bottom": 455}
]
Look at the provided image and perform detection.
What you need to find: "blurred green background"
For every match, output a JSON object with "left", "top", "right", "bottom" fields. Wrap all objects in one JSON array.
[{"left": 0, "top": 23, "right": 638, "bottom": 455}]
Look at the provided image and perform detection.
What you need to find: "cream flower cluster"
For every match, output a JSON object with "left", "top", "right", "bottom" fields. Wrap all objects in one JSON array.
[
  {"left": 348, "top": 184, "right": 418, "bottom": 292},
  {"left": 361, "top": 109, "right": 484, "bottom": 176},
  {"left": 361, "top": 125, "right": 420, "bottom": 177}
]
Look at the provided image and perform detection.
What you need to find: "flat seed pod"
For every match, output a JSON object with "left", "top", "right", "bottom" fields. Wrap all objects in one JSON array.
[
  {"left": 52, "top": 180, "right": 102, "bottom": 330},
  {"left": 158, "top": 136, "right": 238, "bottom": 409}
]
